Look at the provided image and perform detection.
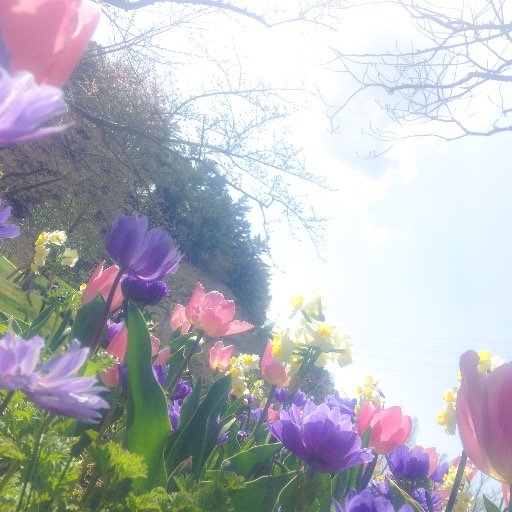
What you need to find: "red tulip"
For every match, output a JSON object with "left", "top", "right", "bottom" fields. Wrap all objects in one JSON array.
[
  {"left": 261, "top": 340, "right": 290, "bottom": 387},
  {"left": 0, "top": 0, "right": 100, "bottom": 85},
  {"left": 356, "top": 401, "right": 412, "bottom": 454},
  {"left": 209, "top": 341, "right": 234, "bottom": 372},
  {"left": 82, "top": 261, "right": 123, "bottom": 312},
  {"left": 457, "top": 350, "right": 512, "bottom": 483},
  {"left": 183, "top": 282, "right": 253, "bottom": 338}
]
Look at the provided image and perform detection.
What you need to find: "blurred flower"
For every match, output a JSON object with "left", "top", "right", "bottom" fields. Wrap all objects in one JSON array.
[
  {"left": 236, "top": 430, "right": 248, "bottom": 442},
  {"left": 0, "top": 333, "right": 108, "bottom": 422},
  {"left": 182, "top": 282, "right": 253, "bottom": 338},
  {"left": 209, "top": 340, "right": 234, "bottom": 372},
  {"left": 437, "top": 387, "right": 458, "bottom": 435},
  {"left": 82, "top": 261, "right": 123, "bottom": 311},
  {"left": 274, "top": 387, "right": 289, "bottom": 403},
  {"left": 334, "top": 489, "right": 414, "bottom": 512},
  {"left": 271, "top": 330, "right": 296, "bottom": 363},
  {"left": 60, "top": 247, "right": 78, "bottom": 267},
  {"left": 356, "top": 375, "right": 383, "bottom": 407},
  {"left": 267, "top": 405, "right": 279, "bottom": 423},
  {"left": 26, "top": 340, "right": 109, "bottom": 423},
  {"left": 121, "top": 275, "right": 168, "bottom": 305},
  {"left": 269, "top": 400, "right": 373, "bottom": 473},
  {"left": 46, "top": 230, "right": 67, "bottom": 245},
  {"left": 324, "top": 392, "right": 357, "bottom": 418},
  {"left": 357, "top": 402, "right": 412, "bottom": 454},
  {"left": 289, "top": 292, "right": 324, "bottom": 319},
  {"left": 106, "top": 213, "right": 181, "bottom": 282},
  {"left": 292, "top": 389, "right": 307, "bottom": 406},
  {"left": 0, "top": 203, "right": 20, "bottom": 241},
  {"left": 261, "top": 340, "right": 290, "bottom": 388},
  {"left": 387, "top": 445, "right": 431, "bottom": 480},
  {"left": 0, "top": 332, "right": 43, "bottom": 390},
  {"left": 0, "top": 0, "right": 100, "bottom": 86},
  {"left": 457, "top": 350, "right": 512, "bottom": 483},
  {"left": 0, "top": 67, "right": 68, "bottom": 145}
]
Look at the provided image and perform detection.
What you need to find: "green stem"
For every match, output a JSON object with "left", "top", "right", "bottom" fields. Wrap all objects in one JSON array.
[
  {"left": 358, "top": 453, "right": 378, "bottom": 490},
  {"left": 89, "top": 267, "right": 124, "bottom": 353},
  {"left": 16, "top": 415, "right": 52, "bottom": 512},
  {"left": 252, "top": 384, "right": 276, "bottom": 438},
  {"left": 167, "top": 332, "right": 203, "bottom": 394},
  {"left": 0, "top": 390, "right": 14, "bottom": 416},
  {"left": 445, "top": 451, "right": 467, "bottom": 512}
]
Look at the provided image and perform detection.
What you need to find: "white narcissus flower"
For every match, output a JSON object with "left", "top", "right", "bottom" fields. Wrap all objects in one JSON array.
[{"left": 61, "top": 248, "right": 78, "bottom": 267}]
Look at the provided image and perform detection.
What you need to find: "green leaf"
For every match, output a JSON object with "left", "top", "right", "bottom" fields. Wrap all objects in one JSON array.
[
  {"left": 223, "top": 444, "right": 281, "bottom": 478},
  {"left": 22, "top": 302, "right": 57, "bottom": 338},
  {"left": 81, "top": 349, "right": 117, "bottom": 376},
  {"left": 126, "top": 302, "right": 170, "bottom": 491},
  {"left": 484, "top": 495, "right": 502, "bottom": 512},
  {"left": 178, "top": 378, "right": 201, "bottom": 430},
  {"left": 166, "top": 375, "right": 231, "bottom": 479},
  {"left": 70, "top": 295, "right": 105, "bottom": 346},
  {"left": 229, "top": 473, "right": 295, "bottom": 512}
]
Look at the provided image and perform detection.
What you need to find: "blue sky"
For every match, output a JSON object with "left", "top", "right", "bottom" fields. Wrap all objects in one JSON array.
[{"left": 98, "top": 0, "right": 512, "bottom": 460}]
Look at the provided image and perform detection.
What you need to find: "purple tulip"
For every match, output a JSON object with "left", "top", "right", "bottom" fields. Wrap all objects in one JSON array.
[
  {"left": 269, "top": 399, "right": 373, "bottom": 473},
  {"left": 292, "top": 389, "right": 307, "bottom": 406},
  {"left": 0, "top": 333, "right": 108, "bottom": 423},
  {"left": 106, "top": 213, "right": 182, "bottom": 282},
  {"left": 121, "top": 275, "right": 169, "bottom": 305},
  {"left": 274, "top": 387, "right": 289, "bottom": 403},
  {"left": 387, "top": 445, "right": 431, "bottom": 480},
  {"left": 171, "top": 379, "right": 192, "bottom": 402},
  {"left": 0, "top": 67, "right": 68, "bottom": 146},
  {"left": 168, "top": 400, "right": 181, "bottom": 430},
  {"left": 0, "top": 203, "right": 20, "bottom": 241}
]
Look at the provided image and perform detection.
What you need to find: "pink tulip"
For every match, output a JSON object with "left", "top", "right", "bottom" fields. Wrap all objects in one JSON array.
[
  {"left": 82, "top": 261, "right": 123, "bottom": 311},
  {"left": 357, "top": 401, "right": 412, "bottom": 454},
  {"left": 261, "top": 340, "right": 290, "bottom": 387},
  {"left": 170, "top": 304, "right": 191, "bottom": 334},
  {"left": 457, "top": 350, "right": 512, "bottom": 483},
  {"left": 183, "top": 282, "right": 253, "bottom": 338},
  {"left": 101, "top": 326, "right": 169, "bottom": 387},
  {"left": 0, "top": 0, "right": 100, "bottom": 86},
  {"left": 209, "top": 341, "right": 234, "bottom": 372}
]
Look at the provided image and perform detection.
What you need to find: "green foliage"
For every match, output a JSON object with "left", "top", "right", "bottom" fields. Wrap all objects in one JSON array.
[
  {"left": 169, "top": 471, "right": 245, "bottom": 511},
  {"left": 156, "top": 161, "right": 270, "bottom": 325},
  {"left": 126, "top": 303, "right": 170, "bottom": 491},
  {"left": 166, "top": 376, "right": 232, "bottom": 479}
]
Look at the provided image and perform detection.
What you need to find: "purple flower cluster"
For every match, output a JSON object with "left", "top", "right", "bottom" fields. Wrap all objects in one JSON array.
[
  {"left": 269, "top": 399, "right": 373, "bottom": 473},
  {"left": 0, "top": 333, "right": 108, "bottom": 423},
  {"left": 387, "top": 445, "right": 431, "bottom": 480}
]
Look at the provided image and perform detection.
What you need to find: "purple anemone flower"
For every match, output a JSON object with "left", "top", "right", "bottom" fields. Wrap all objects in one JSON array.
[
  {"left": 121, "top": 275, "right": 169, "bottom": 305},
  {"left": 269, "top": 399, "right": 373, "bottom": 473},
  {"left": 0, "top": 333, "right": 108, "bottom": 423},
  {"left": 0, "top": 203, "right": 20, "bottom": 241},
  {"left": 335, "top": 489, "right": 415, "bottom": 512},
  {"left": 324, "top": 392, "right": 357, "bottom": 418},
  {"left": 387, "top": 445, "right": 431, "bottom": 480},
  {"left": 0, "top": 67, "right": 68, "bottom": 146},
  {"left": 106, "top": 213, "right": 182, "bottom": 282}
]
